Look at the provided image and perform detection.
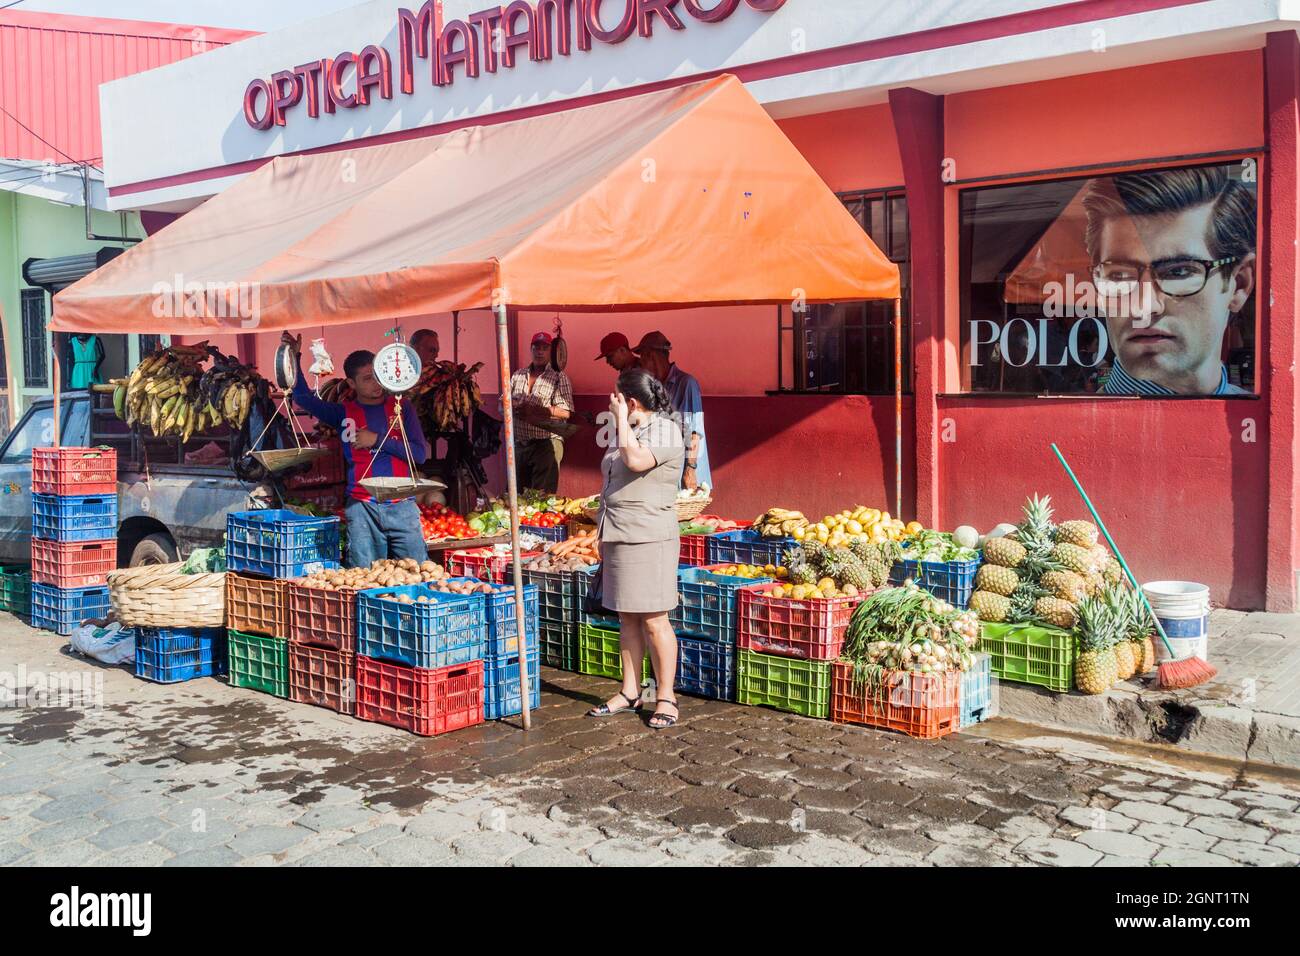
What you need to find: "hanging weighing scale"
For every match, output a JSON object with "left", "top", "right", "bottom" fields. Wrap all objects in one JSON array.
[
  {"left": 246, "top": 341, "right": 328, "bottom": 473},
  {"left": 357, "top": 338, "right": 446, "bottom": 502}
]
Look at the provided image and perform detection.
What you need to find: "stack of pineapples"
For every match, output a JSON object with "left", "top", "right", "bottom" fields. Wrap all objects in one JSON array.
[
  {"left": 775, "top": 539, "right": 897, "bottom": 600},
  {"left": 969, "top": 495, "right": 1123, "bottom": 629},
  {"left": 1074, "top": 585, "right": 1158, "bottom": 694}
]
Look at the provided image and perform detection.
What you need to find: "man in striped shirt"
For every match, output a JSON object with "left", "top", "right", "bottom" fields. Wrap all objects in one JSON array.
[{"left": 508, "top": 332, "right": 573, "bottom": 493}]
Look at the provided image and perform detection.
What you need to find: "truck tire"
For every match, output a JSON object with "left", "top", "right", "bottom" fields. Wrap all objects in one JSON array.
[{"left": 130, "top": 532, "right": 178, "bottom": 567}]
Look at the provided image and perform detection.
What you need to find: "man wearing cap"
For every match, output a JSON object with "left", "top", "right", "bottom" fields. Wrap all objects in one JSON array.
[
  {"left": 633, "top": 331, "right": 712, "bottom": 492},
  {"left": 507, "top": 332, "right": 574, "bottom": 493},
  {"left": 595, "top": 332, "right": 639, "bottom": 372}
]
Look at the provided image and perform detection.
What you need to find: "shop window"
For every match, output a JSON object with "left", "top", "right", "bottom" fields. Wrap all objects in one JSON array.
[
  {"left": 21, "top": 290, "right": 48, "bottom": 389},
  {"left": 959, "top": 160, "right": 1257, "bottom": 396},
  {"left": 776, "top": 190, "right": 911, "bottom": 395}
]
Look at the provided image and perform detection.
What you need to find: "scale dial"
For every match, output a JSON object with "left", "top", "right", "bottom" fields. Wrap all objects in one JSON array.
[{"left": 373, "top": 343, "right": 422, "bottom": 393}]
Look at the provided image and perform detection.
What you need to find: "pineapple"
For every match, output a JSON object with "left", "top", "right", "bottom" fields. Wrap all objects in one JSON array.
[
  {"left": 1050, "top": 542, "right": 1093, "bottom": 575},
  {"left": 974, "top": 563, "right": 1019, "bottom": 597},
  {"left": 1056, "top": 519, "right": 1099, "bottom": 549},
  {"left": 1017, "top": 494, "right": 1057, "bottom": 551},
  {"left": 1088, "top": 544, "right": 1111, "bottom": 574},
  {"left": 982, "top": 536, "right": 1027, "bottom": 569},
  {"left": 1103, "top": 556, "right": 1123, "bottom": 587},
  {"left": 1034, "top": 596, "right": 1078, "bottom": 629},
  {"left": 1075, "top": 594, "right": 1119, "bottom": 694},
  {"left": 783, "top": 548, "right": 818, "bottom": 587},
  {"left": 1141, "top": 636, "right": 1156, "bottom": 672},
  {"left": 1040, "top": 569, "right": 1087, "bottom": 603},
  {"left": 835, "top": 552, "right": 875, "bottom": 591},
  {"left": 1007, "top": 582, "right": 1048, "bottom": 624},
  {"left": 970, "top": 590, "right": 1011, "bottom": 622},
  {"left": 1113, "top": 641, "right": 1137, "bottom": 680}
]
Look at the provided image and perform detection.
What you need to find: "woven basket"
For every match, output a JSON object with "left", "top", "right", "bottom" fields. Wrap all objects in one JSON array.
[
  {"left": 107, "top": 562, "right": 226, "bottom": 628},
  {"left": 581, "top": 496, "right": 712, "bottom": 523}
]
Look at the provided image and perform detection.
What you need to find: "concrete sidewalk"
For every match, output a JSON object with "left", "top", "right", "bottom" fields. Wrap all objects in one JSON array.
[{"left": 996, "top": 610, "right": 1300, "bottom": 768}]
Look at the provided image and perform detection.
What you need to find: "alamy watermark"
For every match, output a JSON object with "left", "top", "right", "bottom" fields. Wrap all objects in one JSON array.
[
  {"left": 0, "top": 666, "right": 103, "bottom": 709},
  {"left": 150, "top": 274, "right": 262, "bottom": 328}
]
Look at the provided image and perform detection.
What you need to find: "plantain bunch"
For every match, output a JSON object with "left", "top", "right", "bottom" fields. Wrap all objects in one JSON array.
[
  {"left": 112, "top": 342, "right": 264, "bottom": 442},
  {"left": 752, "top": 507, "right": 810, "bottom": 538},
  {"left": 414, "top": 360, "right": 484, "bottom": 432}
]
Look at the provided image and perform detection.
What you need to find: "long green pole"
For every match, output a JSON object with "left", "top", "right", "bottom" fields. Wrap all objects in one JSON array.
[{"left": 1050, "top": 443, "right": 1177, "bottom": 658}]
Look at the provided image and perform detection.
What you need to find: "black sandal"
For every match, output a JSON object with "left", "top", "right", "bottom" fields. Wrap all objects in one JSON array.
[
  {"left": 649, "top": 698, "right": 679, "bottom": 730},
  {"left": 587, "top": 690, "right": 642, "bottom": 718}
]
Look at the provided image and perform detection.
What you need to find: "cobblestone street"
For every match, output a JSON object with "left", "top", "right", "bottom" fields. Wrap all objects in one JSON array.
[{"left": 2, "top": 619, "right": 1298, "bottom": 867}]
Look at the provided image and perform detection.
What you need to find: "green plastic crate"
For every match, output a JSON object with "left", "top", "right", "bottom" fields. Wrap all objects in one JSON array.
[
  {"left": 736, "top": 649, "right": 831, "bottom": 718},
  {"left": 0, "top": 564, "right": 31, "bottom": 617},
  {"left": 577, "top": 622, "right": 623, "bottom": 679},
  {"left": 540, "top": 618, "right": 578, "bottom": 672},
  {"left": 978, "top": 622, "right": 1076, "bottom": 692},
  {"left": 227, "top": 629, "right": 289, "bottom": 697}
]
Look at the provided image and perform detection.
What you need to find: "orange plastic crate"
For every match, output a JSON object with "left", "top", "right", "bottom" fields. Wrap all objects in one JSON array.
[
  {"left": 287, "top": 580, "right": 359, "bottom": 652},
  {"left": 355, "top": 656, "right": 483, "bottom": 736},
  {"left": 447, "top": 548, "right": 539, "bottom": 584},
  {"left": 830, "top": 661, "right": 961, "bottom": 740},
  {"left": 289, "top": 643, "right": 355, "bottom": 715},
  {"left": 29, "top": 538, "right": 116, "bottom": 588},
  {"left": 736, "top": 585, "right": 863, "bottom": 661},
  {"left": 32, "top": 447, "right": 116, "bottom": 497},
  {"left": 225, "top": 573, "right": 289, "bottom": 638}
]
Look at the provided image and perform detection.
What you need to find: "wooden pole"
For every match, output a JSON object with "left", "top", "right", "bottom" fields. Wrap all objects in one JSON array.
[
  {"left": 51, "top": 330, "right": 62, "bottom": 448},
  {"left": 495, "top": 302, "right": 532, "bottom": 730},
  {"left": 894, "top": 297, "right": 902, "bottom": 519}
]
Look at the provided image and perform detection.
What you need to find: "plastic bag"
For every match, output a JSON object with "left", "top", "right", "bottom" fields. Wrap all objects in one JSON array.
[
  {"left": 69, "top": 622, "right": 135, "bottom": 665},
  {"left": 180, "top": 547, "right": 226, "bottom": 574}
]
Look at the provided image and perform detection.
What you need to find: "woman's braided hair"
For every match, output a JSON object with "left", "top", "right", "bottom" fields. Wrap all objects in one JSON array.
[{"left": 617, "top": 367, "right": 674, "bottom": 415}]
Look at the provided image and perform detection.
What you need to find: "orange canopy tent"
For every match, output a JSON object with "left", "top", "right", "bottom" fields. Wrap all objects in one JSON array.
[{"left": 52, "top": 74, "right": 900, "bottom": 729}]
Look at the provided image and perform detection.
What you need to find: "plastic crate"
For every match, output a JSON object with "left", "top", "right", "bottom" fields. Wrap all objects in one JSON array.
[
  {"left": 288, "top": 643, "right": 355, "bottom": 714},
  {"left": 960, "top": 652, "right": 992, "bottom": 729},
  {"left": 444, "top": 578, "right": 539, "bottom": 657},
  {"left": 979, "top": 621, "right": 1076, "bottom": 693},
  {"left": 830, "top": 661, "right": 961, "bottom": 739},
  {"left": 32, "top": 447, "right": 116, "bottom": 496},
  {"left": 356, "top": 584, "right": 486, "bottom": 668},
  {"left": 578, "top": 621, "right": 623, "bottom": 679},
  {"left": 889, "top": 557, "right": 980, "bottom": 608},
  {"left": 286, "top": 580, "right": 358, "bottom": 652},
  {"left": 30, "top": 538, "right": 116, "bottom": 589},
  {"left": 540, "top": 618, "right": 577, "bottom": 671},
  {"left": 226, "top": 509, "right": 340, "bottom": 579},
  {"left": 679, "top": 519, "right": 751, "bottom": 567},
  {"left": 672, "top": 635, "right": 736, "bottom": 701},
  {"left": 483, "top": 648, "right": 541, "bottom": 719},
  {"left": 30, "top": 583, "right": 110, "bottom": 635},
  {"left": 706, "top": 529, "right": 795, "bottom": 568},
  {"left": 284, "top": 436, "right": 346, "bottom": 490},
  {"left": 134, "top": 627, "right": 226, "bottom": 683},
  {"left": 519, "top": 521, "right": 567, "bottom": 544},
  {"left": 447, "top": 548, "right": 541, "bottom": 584},
  {"left": 225, "top": 573, "right": 289, "bottom": 639},
  {"left": 355, "top": 657, "right": 484, "bottom": 736},
  {"left": 227, "top": 629, "right": 289, "bottom": 697},
  {"left": 736, "top": 585, "right": 862, "bottom": 661},
  {"left": 573, "top": 565, "right": 620, "bottom": 630},
  {"left": 736, "top": 649, "right": 830, "bottom": 718},
  {"left": 671, "top": 565, "right": 773, "bottom": 643},
  {"left": 0, "top": 564, "right": 31, "bottom": 617},
  {"left": 31, "top": 494, "right": 117, "bottom": 543},
  {"left": 523, "top": 565, "right": 580, "bottom": 625}
]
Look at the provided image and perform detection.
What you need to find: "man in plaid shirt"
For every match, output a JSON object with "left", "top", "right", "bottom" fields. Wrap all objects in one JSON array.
[{"left": 508, "top": 332, "right": 574, "bottom": 493}]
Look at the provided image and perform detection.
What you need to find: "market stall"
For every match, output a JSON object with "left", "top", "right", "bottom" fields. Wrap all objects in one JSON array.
[{"left": 49, "top": 74, "right": 902, "bottom": 731}]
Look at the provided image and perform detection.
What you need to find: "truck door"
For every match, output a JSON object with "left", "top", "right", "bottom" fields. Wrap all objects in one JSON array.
[{"left": 0, "top": 399, "right": 91, "bottom": 563}]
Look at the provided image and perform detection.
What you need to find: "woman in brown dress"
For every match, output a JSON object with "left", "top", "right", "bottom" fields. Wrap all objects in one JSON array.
[{"left": 586, "top": 367, "right": 685, "bottom": 729}]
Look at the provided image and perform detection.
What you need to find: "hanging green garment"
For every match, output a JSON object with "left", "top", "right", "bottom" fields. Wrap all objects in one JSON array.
[{"left": 69, "top": 335, "right": 104, "bottom": 389}]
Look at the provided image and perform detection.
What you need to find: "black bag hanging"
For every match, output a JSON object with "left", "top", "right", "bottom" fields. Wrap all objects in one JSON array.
[{"left": 583, "top": 562, "right": 606, "bottom": 615}]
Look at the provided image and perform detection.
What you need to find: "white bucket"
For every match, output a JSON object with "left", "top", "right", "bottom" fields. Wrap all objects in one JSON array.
[{"left": 1142, "top": 581, "right": 1210, "bottom": 662}]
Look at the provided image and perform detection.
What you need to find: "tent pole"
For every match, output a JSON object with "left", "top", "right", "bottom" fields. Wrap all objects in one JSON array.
[
  {"left": 893, "top": 297, "right": 902, "bottom": 519},
  {"left": 496, "top": 302, "right": 531, "bottom": 731},
  {"left": 52, "top": 331, "right": 62, "bottom": 449}
]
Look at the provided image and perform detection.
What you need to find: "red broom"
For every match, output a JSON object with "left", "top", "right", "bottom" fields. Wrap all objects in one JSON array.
[{"left": 1051, "top": 444, "right": 1217, "bottom": 689}]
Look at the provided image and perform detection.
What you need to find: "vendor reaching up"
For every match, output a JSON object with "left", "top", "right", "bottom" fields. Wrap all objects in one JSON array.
[{"left": 282, "top": 332, "right": 430, "bottom": 568}]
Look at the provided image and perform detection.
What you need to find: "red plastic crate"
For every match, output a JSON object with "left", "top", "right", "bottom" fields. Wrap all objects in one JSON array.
[
  {"left": 287, "top": 580, "right": 359, "bottom": 652},
  {"left": 226, "top": 573, "right": 289, "bottom": 638},
  {"left": 285, "top": 436, "right": 346, "bottom": 490},
  {"left": 679, "top": 518, "right": 751, "bottom": 567},
  {"left": 29, "top": 538, "right": 116, "bottom": 588},
  {"left": 355, "top": 656, "right": 483, "bottom": 736},
  {"left": 736, "top": 584, "right": 863, "bottom": 661},
  {"left": 32, "top": 447, "right": 116, "bottom": 496},
  {"left": 447, "top": 547, "right": 539, "bottom": 583},
  {"left": 830, "top": 661, "right": 960, "bottom": 740},
  {"left": 289, "top": 643, "right": 355, "bottom": 715}
]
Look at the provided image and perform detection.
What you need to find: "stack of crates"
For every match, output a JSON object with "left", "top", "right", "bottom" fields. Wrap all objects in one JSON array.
[
  {"left": 135, "top": 627, "right": 227, "bottom": 683},
  {"left": 226, "top": 510, "right": 341, "bottom": 700},
  {"left": 522, "top": 561, "right": 591, "bottom": 671},
  {"left": 667, "top": 565, "right": 773, "bottom": 701},
  {"left": 285, "top": 574, "right": 357, "bottom": 715},
  {"left": 29, "top": 448, "right": 116, "bottom": 635},
  {"left": 353, "top": 583, "right": 487, "bottom": 736},
  {"left": 446, "top": 578, "right": 540, "bottom": 720}
]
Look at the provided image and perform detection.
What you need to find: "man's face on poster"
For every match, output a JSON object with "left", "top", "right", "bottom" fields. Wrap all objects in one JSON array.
[{"left": 1096, "top": 203, "right": 1255, "bottom": 394}]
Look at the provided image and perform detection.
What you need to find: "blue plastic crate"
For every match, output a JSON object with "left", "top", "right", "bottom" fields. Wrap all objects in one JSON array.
[
  {"left": 674, "top": 635, "right": 736, "bottom": 701},
  {"left": 706, "top": 529, "right": 795, "bottom": 568},
  {"left": 483, "top": 647, "right": 541, "bottom": 720},
  {"left": 30, "top": 583, "right": 110, "bottom": 635},
  {"left": 134, "top": 627, "right": 227, "bottom": 683},
  {"left": 446, "top": 578, "right": 539, "bottom": 657},
  {"left": 226, "top": 509, "right": 341, "bottom": 579},
  {"left": 670, "top": 566, "right": 772, "bottom": 644},
  {"left": 356, "top": 583, "right": 486, "bottom": 668},
  {"left": 959, "top": 652, "right": 992, "bottom": 729},
  {"left": 520, "top": 522, "right": 567, "bottom": 544},
  {"left": 31, "top": 494, "right": 117, "bottom": 543},
  {"left": 889, "top": 557, "right": 980, "bottom": 608}
]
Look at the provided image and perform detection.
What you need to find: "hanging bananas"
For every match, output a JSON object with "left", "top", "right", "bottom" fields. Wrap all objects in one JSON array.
[
  {"left": 111, "top": 342, "right": 264, "bottom": 440},
  {"left": 414, "top": 360, "right": 484, "bottom": 432}
]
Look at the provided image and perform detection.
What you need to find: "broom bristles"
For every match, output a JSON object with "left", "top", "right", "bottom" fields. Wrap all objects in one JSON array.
[{"left": 1157, "top": 656, "right": 1217, "bottom": 690}]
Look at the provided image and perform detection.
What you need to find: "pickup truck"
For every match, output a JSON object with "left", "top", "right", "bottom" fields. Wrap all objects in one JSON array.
[{"left": 0, "top": 390, "right": 283, "bottom": 567}]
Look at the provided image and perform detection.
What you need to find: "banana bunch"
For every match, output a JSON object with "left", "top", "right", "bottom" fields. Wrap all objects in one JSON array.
[
  {"left": 112, "top": 343, "right": 265, "bottom": 442},
  {"left": 317, "top": 377, "right": 355, "bottom": 405},
  {"left": 753, "top": 507, "right": 810, "bottom": 538},
  {"left": 416, "top": 361, "right": 484, "bottom": 432}
]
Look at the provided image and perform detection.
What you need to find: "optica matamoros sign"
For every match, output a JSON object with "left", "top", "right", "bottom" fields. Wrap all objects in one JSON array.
[{"left": 243, "top": 0, "right": 788, "bottom": 130}]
